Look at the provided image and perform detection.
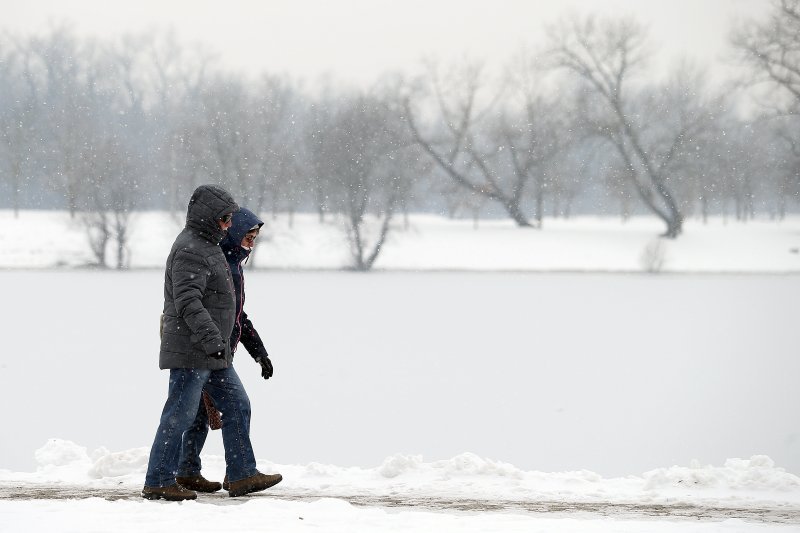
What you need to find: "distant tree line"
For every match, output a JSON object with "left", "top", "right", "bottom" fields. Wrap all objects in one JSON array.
[{"left": 0, "top": 1, "right": 798, "bottom": 268}]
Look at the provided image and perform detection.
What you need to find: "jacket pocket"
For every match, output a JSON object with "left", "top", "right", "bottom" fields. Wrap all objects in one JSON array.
[{"left": 161, "top": 314, "right": 189, "bottom": 341}]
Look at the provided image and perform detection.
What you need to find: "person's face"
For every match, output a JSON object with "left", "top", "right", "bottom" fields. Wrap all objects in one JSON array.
[
  {"left": 217, "top": 213, "right": 233, "bottom": 231},
  {"left": 242, "top": 228, "right": 259, "bottom": 250}
]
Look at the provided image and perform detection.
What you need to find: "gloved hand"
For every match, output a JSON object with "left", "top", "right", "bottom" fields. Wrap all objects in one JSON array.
[
  {"left": 255, "top": 356, "right": 273, "bottom": 380},
  {"left": 208, "top": 350, "right": 225, "bottom": 360}
]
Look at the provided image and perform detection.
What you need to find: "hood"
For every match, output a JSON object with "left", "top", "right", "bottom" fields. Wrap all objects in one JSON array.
[
  {"left": 185, "top": 185, "right": 239, "bottom": 244},
  {"left": 221, "top": 207, "right": 264, "bottom": 255}
]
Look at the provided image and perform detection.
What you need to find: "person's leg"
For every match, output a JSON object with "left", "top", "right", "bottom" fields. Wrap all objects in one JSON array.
[
  {"left": 204, "top": 366, "right": 257, "bottom": 483},
  {"left": 177, "top": 396, "right": 209, "bottom": 477},
  {"left": 144, "top": 368, "right": 209, "bottom": 487}
]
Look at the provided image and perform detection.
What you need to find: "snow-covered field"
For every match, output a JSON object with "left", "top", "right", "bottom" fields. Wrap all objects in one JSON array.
[
  {"left": 1, "top": 211, "right": 798, "bottom": 531},
  {"left": 1, "top": 210, "right": 799, "bottom": 272}
]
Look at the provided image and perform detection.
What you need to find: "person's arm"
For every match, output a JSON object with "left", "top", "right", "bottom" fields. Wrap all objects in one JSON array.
[
  {"left": 239, "top": 310, "right": 266, "bottom": 358},
  {"left": 172, "top": 251, "right": 226, "bottom": 357},
  {"left": 239, "top": 310, "right": 273, "bottom": 378}
]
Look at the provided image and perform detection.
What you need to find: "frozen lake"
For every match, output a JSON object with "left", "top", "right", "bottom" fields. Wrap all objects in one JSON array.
[{"left": 1, "top": 271, "right": 798, "bottom": 476}]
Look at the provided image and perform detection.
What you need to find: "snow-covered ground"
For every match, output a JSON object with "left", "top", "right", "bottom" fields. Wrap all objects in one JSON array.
[
  {"left": 1, "top": 210, "right": 799, "bottom": 272},
  {"left": 1, "top": 439, "right": 799, "bottom": 532},
  {"left": 1, "top": 211, "right": 798, "bottom": 531}
]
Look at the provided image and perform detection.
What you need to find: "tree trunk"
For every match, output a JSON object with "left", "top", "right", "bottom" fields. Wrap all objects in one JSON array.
[
  {"left": 117, "top": 239, "right": 126, "bottom": 270},
  {"left": 701, "top": 196, "right": 709, "bottom": 224},
  {"left": 533, "top": 178, "right": 544, "bottom": 229},
  {"left": 363, "top": 212, "right": 394, "bottom": 270},
  {"left": 505, "top": 199, "right": 532, "bottom": 228}
]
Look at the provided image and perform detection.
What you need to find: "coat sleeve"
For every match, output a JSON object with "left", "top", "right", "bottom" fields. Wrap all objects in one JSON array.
[
  {"left": 239, "top": 309, "right": 269, "bottom": 360},
  {"left": 172, "top": 250, "right": 226, "bottom": 355}
]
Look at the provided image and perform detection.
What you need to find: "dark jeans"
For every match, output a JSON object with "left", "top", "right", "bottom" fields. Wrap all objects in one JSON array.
[
  {"left": 177, "top": 395, "right": 211, "bottom": 479},
  {"left": 144, "top": 366, "right": 256, "bottom": 487}
]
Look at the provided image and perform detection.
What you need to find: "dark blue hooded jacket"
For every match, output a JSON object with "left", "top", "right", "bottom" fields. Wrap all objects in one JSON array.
[{"left": 220, "top": 207, "right": 268, "bottom": 361}]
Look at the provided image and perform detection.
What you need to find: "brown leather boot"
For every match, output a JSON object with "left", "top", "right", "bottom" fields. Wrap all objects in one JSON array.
[
  {"left": 176, "top": 474, "right": 222, "bottom": 493},
  {"left": 226, "top": 471, "right": 282, "bottom": 497},
  {"left": 141, "top": 484, "right": 197, "bottom": 501}
]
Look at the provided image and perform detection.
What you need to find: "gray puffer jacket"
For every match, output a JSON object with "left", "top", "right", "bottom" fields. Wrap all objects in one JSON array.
[{"left": 159, "top": 185, "right": 239, "bottom": 370}]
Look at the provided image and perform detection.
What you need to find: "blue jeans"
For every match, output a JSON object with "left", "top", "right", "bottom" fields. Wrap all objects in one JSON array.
[
  {"left": 177, "top": 395, "right": 211, "bottom": 479},
  {"left": 144, "top": 367, "right": 257, "bottom": 487}
]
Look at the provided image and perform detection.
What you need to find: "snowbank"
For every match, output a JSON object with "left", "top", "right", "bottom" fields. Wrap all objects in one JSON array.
[
  {"left": 643, "top": 456, "right": 800, "bottom": 491},
  {"left": 3, "top": 439, "right": 798, "bottom": 507}
]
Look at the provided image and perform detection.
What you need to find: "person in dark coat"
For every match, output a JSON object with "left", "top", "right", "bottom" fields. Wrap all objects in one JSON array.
[
  {"left": 176, "top": 207, "right": 273, "bottom": 492},
  {"left": 142, "top": 186, "right": 282, "bottom": 501}
]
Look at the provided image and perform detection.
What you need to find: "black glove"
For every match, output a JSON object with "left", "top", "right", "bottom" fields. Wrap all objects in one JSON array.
[
  {"left": 255, "top": 356, "right": 273, "bottom": 380},
  {"left": 208, "top": 350, "right": 225, "bottom": 360}
]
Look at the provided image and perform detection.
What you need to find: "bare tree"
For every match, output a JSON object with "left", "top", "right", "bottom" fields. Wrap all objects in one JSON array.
[
  {"left": 247, "top": 75, "right": 300, "bottom": 218},
  {"left": 195, "top": 77, "right": 257, "bottom": 201},
  {"left": 732, "top": 0, "right": 800, "bottom": 114},
  {"left": 499, "top": 72, "right": 572, "bottom": 226},
  {"left": 81, "top": 210, "right": 111, "bottom": 267},
  {"left": 732, "top": 0, "right": 800, "bottom": 201},
  {"left": 432, "top": 176, "right": 488, "bottom": 228},
  {"left": 603, "top": 163, "right": 635, "bottom": 221},
  {"left": 29, "top": 25, "right": 90, "bottom": 217},
  {"left": 675, "top": 107, "right": 756, "bottom": 223},
  {"left": 547, "top": 16, "right": 716, "bottom": 238},
  {"left": 0, "top": 38, "right": 37, "bottom": 217},
  {"left": 80, "top": 130, "right": 115, "bottom": 268},
  {"left": 501, "top": 51, "right": 579, "bottom": 227},
  {"left": 543, "top": 141, "right": 594, "bottom": 220},
  {"left": 7, "top": 19, "right": 800, "bottom": 251},
  {"left": 278, "top": 111, "right": 313, "bottom": 229},
  {"left": 143, "top": 30, "right": 216, "bottom": 213},
  {"left": 335, "top": 95, "right": 396, "bottom": 270},
  {"left": 404, "top": 61, "right": 542, "bottom": 227},
  {"left": 319, "top": 92, "right": 414, "bottom": 270},
  {"left": 78, "top": 38, "right": 143, "bottom": 268},
  {"left": 773, "top": 116, "right": 800, "bottom": 215},
  {"left": 305, "top": 97, "right": 337, "bottom": 223},
  {"left": 80, "top": 137, "right": 139, "bottom": 269}
]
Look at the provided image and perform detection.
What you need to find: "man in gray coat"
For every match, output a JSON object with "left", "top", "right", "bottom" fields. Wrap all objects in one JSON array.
[{"left": 142, "top": 184, "right": 282, "bottom": 501}]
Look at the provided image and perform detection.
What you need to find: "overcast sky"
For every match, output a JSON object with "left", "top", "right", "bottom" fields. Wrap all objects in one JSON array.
[{"left": 4, "top": 0, "right": 771, "bottom": 86}]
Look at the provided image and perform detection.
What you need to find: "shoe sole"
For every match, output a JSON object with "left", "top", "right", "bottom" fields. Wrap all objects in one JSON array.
[
  {"left": 227, "top": 475, "right": 282, "bottom": 497},
  {"left": 141, "top": 490, "right": 197, "bottom": 501},
  {"left": 176, "top": 484, "right": 222, "bottom": 493}
]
